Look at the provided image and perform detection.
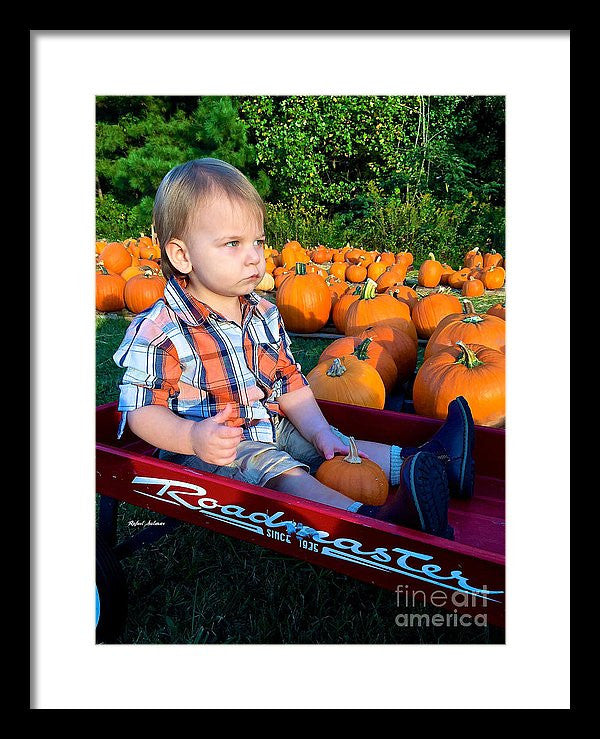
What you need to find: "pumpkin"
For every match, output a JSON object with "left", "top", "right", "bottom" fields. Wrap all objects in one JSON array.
[
  {"left": 418, "top": 253, "right": 443, "bottom": 288},
  {"left": 275, "top": 262, "right": 331, "bottom": 333},
  {"left": 487, "top": 303, "right": 506, "bottom": 320},
  {"left": 483, "top": 249, "right": 504, "bottom": 269},
  {"left": 378, "top": 252, "right": 396, "bottom": 266},
  {"left": 274, "top": 270, "right": 293, "bottom": 289},
  {"left": 329, "top": 261, "right": 348, "bottom": 281},
  {"left": 99, "top": 242, "right": 133, "bottom": 275},
  {"left": 326, "top": 276, "right": 349, "bottom": 307},
  {"left": 315, "top": 436, "right": 389, "bottom": 505},
  {"left": 306, "top": 264, "right": 328, "bottom": 279},
  {"left": 461, "top": 276, "right": 485, "bottom": 297},
  {"left": 96, "top": 265, "right": 125, "bottom": 312},
  {"left": 413, "top": 342, "right": 505, "bottom": 427},
  {"left": 411, "top": 288, "right": 463, "bottom": 339},
  {"left": 311, "top": 246, "right": 332, "bottom": 264},
  {"left": 424, "top": 301, "right": 506, "bottom": 358},
  {"left": 345, "top": 264, "right": 368, "bottom": 283},
  {"left": 319, "top": 336, "right": 398, "bottom": 393},
  {"left": 139, "top": 242, "right": 161, "bottom": 261},
  {"left": 385, "top": 284, "right": 419, "bottom": 313},
  {"left": 375, "top": 269, "right": 406, "bottom": 294},
  {"left": 306, "top": 356, "right": 386, "bottom": 410},
  {"left": 345, "top": 248, "right": 365, "bottom": 265},
  {"left": 357, "top": 325, "right": 417, "bottom": 383},
  {"left": 395, "top": 250, "right": 414, "bottom": 269},
  {"left": 447, "top": 267, "right": 471, "bottom": 290},
  {"left": 124, "top": 271, "right": 167, "bottom": 314},
  {"left": 120, "top": 264, "right": 153, "bottom": 282},
  {"left": 344, "top": 278, "right": 412, "bottom": 337},
  {"left": 95, "top": 240, "right": 108, "bottom": 255},
  {"left": 255, "top": 272, "right": 275, "bottom": 291},
  {"left": 331, "top": 285, "right": 362, "bottom": 333},
  {"left": 481, "top": 265, "right": 506, "bottom": 290},
  {"left": 367, "top": 258, "right": 389, "bottom": 282},
  {"left": 264, "top": 256, "right": 276, "bottom": 274},
  {"left": 281, "top": 241, "right": 310, "bottom": 269},
  {"left": 138, "top": 258, "right": 161, "bottom": 273},
  {"left": 464, "top": 247, "right": 483, "bottom": 269},
  {"left": 439, "top": 263, "right": 455, "bottom": 285}
]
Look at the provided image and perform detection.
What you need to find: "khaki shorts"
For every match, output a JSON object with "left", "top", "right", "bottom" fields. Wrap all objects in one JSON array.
[{"left": 157, "top": 416, "right": 352, "bottom": 488}]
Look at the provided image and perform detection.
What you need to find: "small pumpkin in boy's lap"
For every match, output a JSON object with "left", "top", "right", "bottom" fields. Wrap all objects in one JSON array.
[{"left": 315, "top": 436, "right": 389, "bottom": 505}]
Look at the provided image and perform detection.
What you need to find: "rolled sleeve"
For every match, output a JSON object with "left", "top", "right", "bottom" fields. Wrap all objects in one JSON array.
[{"left": 113, "top": 319, "right": 182, "bottom": 437}]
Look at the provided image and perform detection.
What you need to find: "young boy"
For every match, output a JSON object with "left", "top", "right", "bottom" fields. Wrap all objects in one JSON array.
[{"left": 113, "top": 158, "right": 475, "bottom": 540}]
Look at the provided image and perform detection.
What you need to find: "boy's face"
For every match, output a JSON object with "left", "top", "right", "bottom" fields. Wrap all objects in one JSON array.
[{"left": 174, "top": 194, "right": 266, "bottom": 301}]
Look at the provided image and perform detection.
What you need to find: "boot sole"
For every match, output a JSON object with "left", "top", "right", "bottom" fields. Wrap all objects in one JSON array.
[{"left": 407, "top": 452, "right": 454, "bottom": 540}]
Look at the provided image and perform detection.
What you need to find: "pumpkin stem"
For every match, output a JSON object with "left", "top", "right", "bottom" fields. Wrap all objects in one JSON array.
[
  {"left": 326, "top": 357, "right": 347, "bottom": 377},
  {"left": 462, "top": 299, "right": 476, "bottom": 314},
  {"left": 352, "top": 337, "right": 373, "bottom": 360},
  {"left": 295, "top": 262, "right": 307, "bottom": 276},
  {"left": 359, "top": 278, "right": 378, "bottom": 300},
  {"left": 455, "top": 341, "right": 484, "bottom": 368},
  {"left": 428, "top": 252, "right": 435, "bottom": 261},
  {"left": 97, "top": 264, "right": 109, "bottom": 275},
  {"left": 343, "top": 436, "right": 362, "bottom": 464}
]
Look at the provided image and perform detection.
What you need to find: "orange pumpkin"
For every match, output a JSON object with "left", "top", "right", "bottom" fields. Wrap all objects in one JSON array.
[
  {"left": 275, "top": 262, "right": 331, "bottom": 333},
  {"left": 366, "top": 258, "right": 389, "bottom": 282},
  {"left": 385, "top": 284, "right": 419, "bottom": 313},
  {"left": 411, "top": 289, "right": 463, "bottom": 339},
  {"left": 96, "top": 265, "right": 125, "bottom": 312},
  {"left": 311, "top": 246, "right": 332, "bottom": 264},
  {"left": 345, "top": 264, "right": 368, "bottom": 283},
  {"left": 378, "top": 252, "right": 396, "bottom": 266},
  {"left": 344, "top": 278, "right": 412, "bottom": 337},
  {"left": 413, "top": 342, "right": 505, "bottom": 427},
  {"left": 329, "top": 261, "right": 348, "bottom": 280},
  {"left": 375, "top": 268, "right": 405, "bottom": 294},
  {"left": 424, "top": 302, "right": 506, "bottom": 358},
  {"left": 124, "top": 271, "right": 166, "bottom": 313},
  {"left": 319, "top": 336, "right": 398, "bottom": 393},
  {"left": 395, "top": 250, "right": 414, "bottom": 269},
  {"left": 481, "top": 265, "right": 506, "bottom": 290},
  {"left": 315, "top": 436, "right": 389, "bottom": 505},
  {"left": 99, "top": 242, "right": 133, "bottom": 275},
  {"left": 281, "top": 241, "right": 310, "bottom": 270},
  {"left": 418, "top": 253, "right": 444, "bottom": 288},
  {"left": 306, "top": 356, "right": 386, "bottom": 410},
  {"left": 464, "top": 247, "right": 483, "bottom": 269},
  {"left": 326, "top": 276, "right": 349, "bottom": 307},
  {"left": 357, "top": 325, "right": 418, "bottom": 383},
  {"left": 487, "top": 303, "right": 506, "bottom": 320},
  {"left": 483, "top": 249, "right": 504, "bottom": 269},
  {"left": 447, "top": 267, "right": 471, "bottom": 290},
  {"left": 461, "top": 276, "right": 485, "bottom": 297},
  {"left": 331, "top": 285, "right": 362, "bottom": 334},
  {"left": 439, "top": 263, "right": 455, "bottom": 285}
]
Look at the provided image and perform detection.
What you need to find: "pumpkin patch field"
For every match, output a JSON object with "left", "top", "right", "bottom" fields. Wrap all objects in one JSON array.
[{"left": 96, "top": 237, "right": 506, "bottom": 428}]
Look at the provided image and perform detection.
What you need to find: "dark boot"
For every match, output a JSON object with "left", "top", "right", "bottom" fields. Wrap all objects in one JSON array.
[
  {"left": 401, "top": 396, "right": 475, "bottom": 499},
  {"left": 357, "top": 452, "right": 454, "bottom": 539}
]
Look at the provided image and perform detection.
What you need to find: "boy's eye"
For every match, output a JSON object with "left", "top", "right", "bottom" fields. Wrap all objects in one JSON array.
[
  {"left": 225, "top": 241, "right": 239, "bottom": 248},
  {"left": 254, "top": 239, "right": 266, "bottom": 248}
]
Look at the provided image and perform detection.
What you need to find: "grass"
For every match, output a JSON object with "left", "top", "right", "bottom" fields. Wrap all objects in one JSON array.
[{"left": 95, "top": 286, "right": 505, "bottom": 644}]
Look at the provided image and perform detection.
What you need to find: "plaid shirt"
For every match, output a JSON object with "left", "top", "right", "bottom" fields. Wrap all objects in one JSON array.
[{"left": 113, "top": 276, "right": 308, "bottom": 443}]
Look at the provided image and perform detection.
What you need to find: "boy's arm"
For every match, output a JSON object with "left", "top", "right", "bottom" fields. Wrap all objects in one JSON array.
[
  {"left": 127, "top": 403, "right": 244, "bottom": 466},
  {"left": 277, "top": 385, "right": 367, "bottom": 460}
]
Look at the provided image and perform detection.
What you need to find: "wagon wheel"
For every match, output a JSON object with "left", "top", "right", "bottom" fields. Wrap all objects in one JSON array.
[{"left": 96, "top": 536, "right": 128, "bottom": 643}]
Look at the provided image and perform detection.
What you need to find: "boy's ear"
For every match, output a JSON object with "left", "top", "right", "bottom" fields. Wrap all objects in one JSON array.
[{"left": 165, "top": 239, "right": 192, "bottom": 274}]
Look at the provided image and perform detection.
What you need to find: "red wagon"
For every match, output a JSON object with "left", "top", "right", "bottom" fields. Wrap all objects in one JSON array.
[{"left": 96, "top": 399, "right": 505, "bottom": 640}]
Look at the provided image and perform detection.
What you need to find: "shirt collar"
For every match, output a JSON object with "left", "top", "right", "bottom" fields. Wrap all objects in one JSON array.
[{"left": 164, "top": 276, "right": 261, "bottom": 327}]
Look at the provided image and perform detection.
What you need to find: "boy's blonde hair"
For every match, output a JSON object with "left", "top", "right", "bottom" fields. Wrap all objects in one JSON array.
[{"left": 153, "top": 158, "right": 266, "bottom": 281}]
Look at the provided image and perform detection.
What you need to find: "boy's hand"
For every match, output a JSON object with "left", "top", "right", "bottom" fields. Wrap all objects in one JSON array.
[
  {"left": 312, "top": 427, "right": 369, "bottom": 462},
  {"left": 189, "top": 403, "right": 244, "bottom": 466}
]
